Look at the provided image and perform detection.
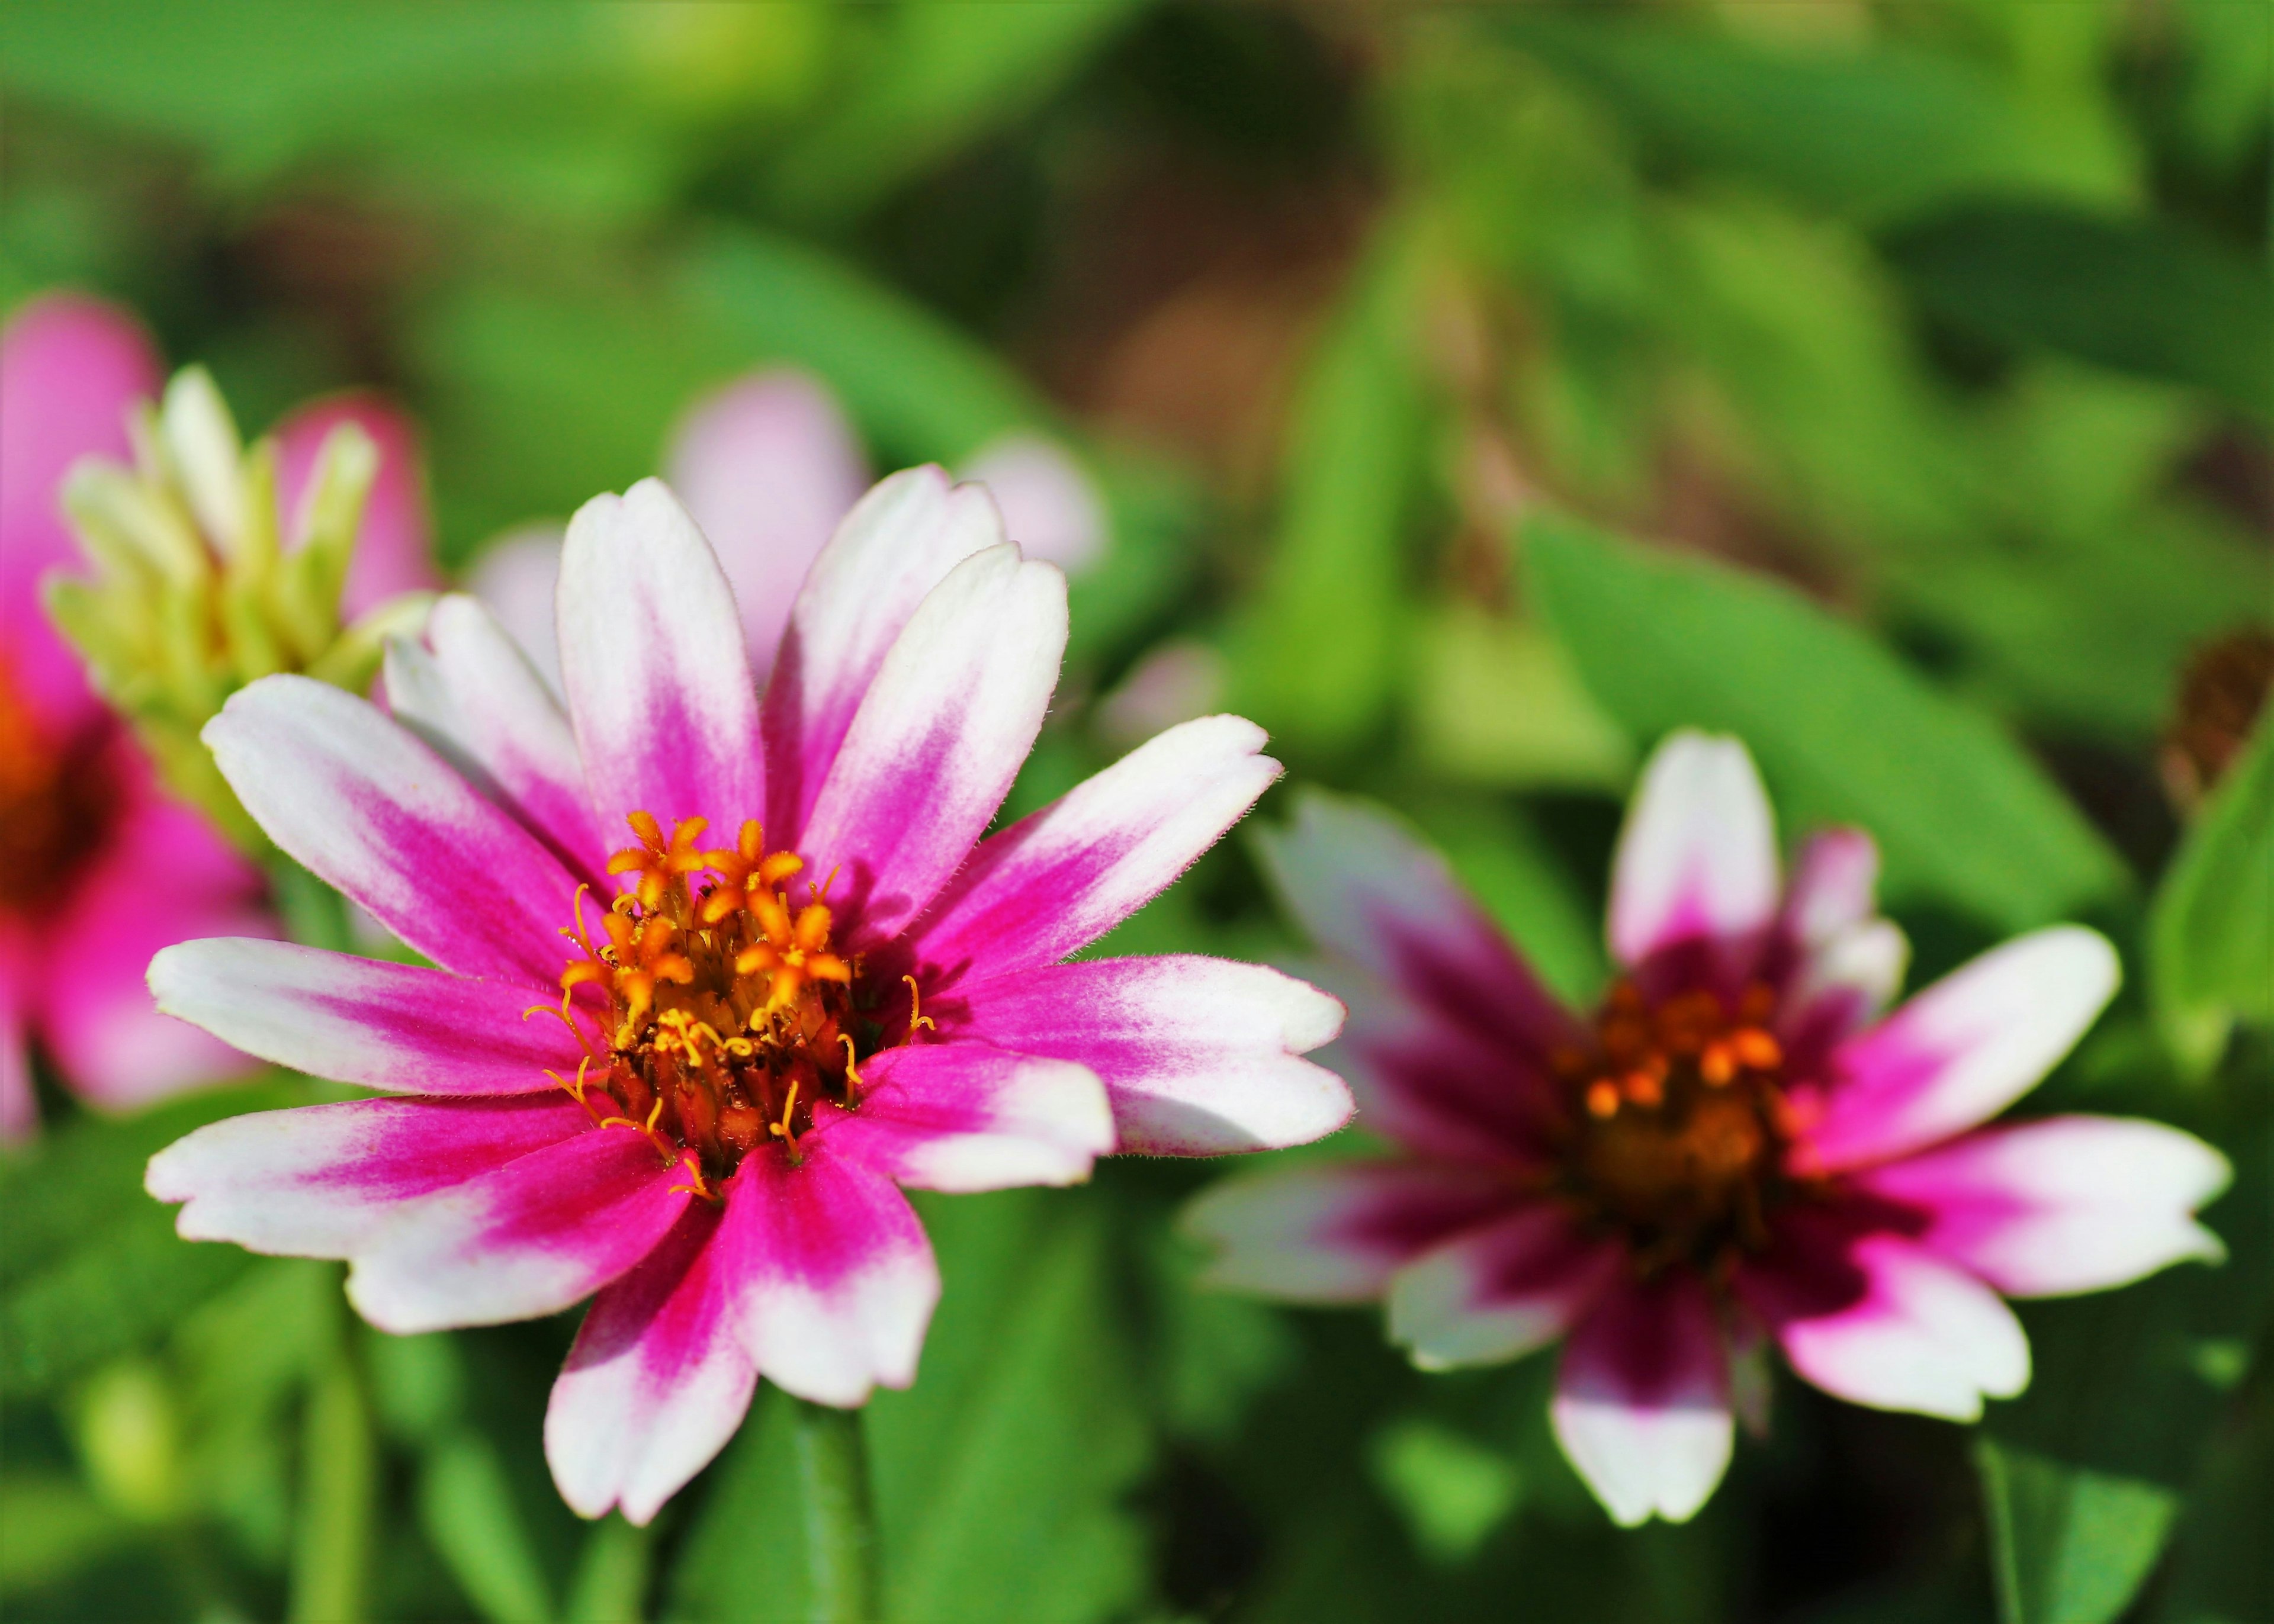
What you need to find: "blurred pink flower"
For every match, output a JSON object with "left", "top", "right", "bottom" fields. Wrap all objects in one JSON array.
[
  {"left": 0, "top": 294, "right": 442, "bottom": 1139},
  {"left": 146, "top": 471, "right": 1343, "bottom": 1523},
  {"left": 470, "top": 368, "right": 1106, "bottom": 684},
  {"left": 1188, "top": 732, "right": 2228, "bottom": 1527}
]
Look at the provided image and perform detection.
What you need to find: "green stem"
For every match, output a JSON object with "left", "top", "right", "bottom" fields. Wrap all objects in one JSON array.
[
  {"left": 791, "top": 1399, "right": 879, "bottom": 1624},
  {"left": 290, "top": 1346, "right": 375, "bottom": 1623}
]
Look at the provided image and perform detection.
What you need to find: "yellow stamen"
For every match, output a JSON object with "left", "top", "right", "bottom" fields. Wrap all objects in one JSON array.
[{"left": 903, "top": 974, "right": 935, "bottom": 1037}]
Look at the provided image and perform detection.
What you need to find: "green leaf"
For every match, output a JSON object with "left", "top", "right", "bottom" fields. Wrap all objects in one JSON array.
[
  {"left": 1408, "top": 602, "right": 1633, "bottom": 792},
  {"left": 1226, "top": 221, "right": 1432, "bottom": 755},
  {"left": 1886, "top": 204, "right": 2273, "bottom": 422},
  {"left": 2150, "top": 715, "right": 2274, "bottom": 1070},
  {"left": 1525, "top": 515, "right": 2126, "bottom": 931},
  {"left": 1977, "top": 1437, "right": 2181, "bottom": 1624},
  {"left": 2152, "top": 1374, "right": 2274, "bottom": 1624},
  {"left": 670, "top": 1190, "right": 1150, "bottom": 1623},
  {"left": 1368, "top": 1419, "right": 1523, "bottom": 1567},
  {"left": 419, "top": 1435, "right": 558, "bottom": 1623},
  {"left": 0, "top": 1475, "right": 135, "bottom": 1597}
]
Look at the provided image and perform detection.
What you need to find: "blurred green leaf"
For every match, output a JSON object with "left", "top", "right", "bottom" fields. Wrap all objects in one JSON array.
[
  {"left": 2151, "top": 716, "right": 2274, "bottom": 1069},
  {"left": 1526, "top": 514, "right": 2126, "bottom": 930},
  {"left": 0, "top": 1475, "right": 135, "bottom": 1597},
  {"left": 1368, "top": 1418, "right": 1522, "bottom": 1566},
  {"left": 1228, "top": 221, "right": 1432, "bottom": 755},
  {"left": 672, "top": 1190, "right": 1150, "bottom": 1623},
  {"left": 290, "top": 1353, "right": 376, "bottom": 1624},
  {"left": 419, "top": 1435, "right": 557, "bottom": 1623},
  {"left": 2151, "top": 1374, "right": 2274, "bottom": 1624},
  {"left": 769, "top": 0, "right": 1148, "bottom": 221},
  {"left": 564, "top": 1517, "right": 651, "bottom": 1624},
  {"left": 1886, "top": 204, "right": 2273, "bottom": 421},
  {"left": 1408, "top": 601, "right": 1633, "bottom": 792},
  {"left": 1977, "top": 1436, "right": 2180, "bottom": 1624}
]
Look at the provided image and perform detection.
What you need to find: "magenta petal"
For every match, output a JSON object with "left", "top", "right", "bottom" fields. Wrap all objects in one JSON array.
[
  {"left": 716, "top": 1139, "right": 940, "bottom": 1406},
  {"left": 664, "top": 369, "right": 869, "bottom": 677},
  {"left": 1737, "top": 1207, "right": 2029, "bottom": 1421},
  {"left": 346, "top": 1127, "right": 690, "bottom": 1334},
  {"left": 384, "top": 594, "right": 609, "bottom": 882},
  {"left": 959, "top": 432, "right": 1107, "bottom": 575},
  {"left": 939, "top": 956, "right": 1349, "bottom": 1156},
  {"left": 798, "top": 542, "right": 1066, "bottom": 951},
  {"left": 1800, "top": 927, "right": 2121, "bottom": 1172},
  {"left": 1183, "top": 1159, "right": 1517, "bottom": 1303},
  {"left": 466, "top": 526, "right": 567, "bottom": 694},
  {"left": 1254, "top": 790, "right": 1583, "bottom": 1078},
  {"left": 813, "top": 1040, "right": 1111, "bottom": 1192},
  {"left": 274, "top": 393, "right": 441, "bottom": 618},
  {"left": 1854, "top": 1116, "right": 2230, "bottom": 1298},
  {"left": 762, "top": 467, "right": 1004, "bottom": 840},
  {"left": 146, "top": 1094, "right": 590, "bottom": 1258},
  {"left": 907, "top": 715, "right": 1280, "bottom": 987},
  {"left": 1, "top": 935, "right": 34, "bottom": 1141},
  {"left": 546, "top": 1200, "right": 757, "bottom": 1525},
  {"left": 150, "top": 940, "right": 583, "bottom": 1095},
  {"left": 1389, "top": 1201, "right": 1623, "bottom": 1369},
  {"left": 1550, "top": 1272, "right": 1733, "bottom": 1527},
  {"left": 1606, "top": 731, "right": 1779, "bottom": 978},
  {"left": 1, "top": 292, "right": 161, "bottom": 730},
  {"left": 558, "top": 479, "right": 765, "bottom": 836},
  {"left": 207, "top": 675, "right": 582, "bottom": 985}
]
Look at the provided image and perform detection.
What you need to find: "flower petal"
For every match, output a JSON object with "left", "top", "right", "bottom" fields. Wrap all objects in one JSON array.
[
  {"left": 1607, "top": 731, "right": 1780, "bottom": 974},
  {"left": 664, "top": 369, "right": 869, "bottom": 676},
  {"left": 1254, "top": 790, "right": 1583, "bottom": 1075},
  {"left": 762, "top": 467, "right": 1004, "bottom": 838},
  {"left": 1550, "top": 1273, "right": 1734, "bottom": 1527},
  {"left": 558, "top": 478, "right": 765, "bottom": 836},
  {"left": 1855, "top": 1116, "right": 2231, "bottom": 1298},
  {"left": 798, "top": 542, "right": 1067, "bottom": 951},
  {"left": 812, "top": 1040, "right": 1112, "bottom": 1192},
  {"left": 346, "top": 1128, "right": 691, "bottom": 1333},
  {"left": 938, "top": 956, "right": 1350, "bottom": 1156},
  {"left": 1800, "top": 927, "right": 2121, "bottom": 1172},
  {"left": 717, "top": 1139, "right": 940, "bottom": 1406},
  {"left": 1737, "top": 1213, "right": 2029, "bottom": 1421},
  {"left": 1, "top": 934, "right": 36, "bottom": 1141},
  {"left": 146, "top": 1094, "right": 591, "bottom": 1258},
  {"left": 1389, "top": 1202, "right": 1624, "bottom": 1370},
  {"left": 384, "top": 594, "right": 608, "bottom": 882},
  {"left": 206, "top": 675, "right": 583, "bottom": 984},
  {"left": 1182, "top": 1159, "right": 1515, "bottom": 1303},
  {"left": 906, "top": 715, "right": 1279, "bottom": 987},
  {"left": 150, "top": 939, "right": 582, "bottom": 1095},
  {"left": 545, "top": 1200, "right": 757, "bottom": 1526},
  {"left": 273, "top": 393, "right": 440, "bottom": 619},
  {"left": 466, "top": 525, "right": 566, "bottom": 694}
]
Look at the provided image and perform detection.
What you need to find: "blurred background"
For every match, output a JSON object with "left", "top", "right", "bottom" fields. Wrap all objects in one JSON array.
[{"left": 1, "top": 3, "right": 2267, "bottom": 1621}]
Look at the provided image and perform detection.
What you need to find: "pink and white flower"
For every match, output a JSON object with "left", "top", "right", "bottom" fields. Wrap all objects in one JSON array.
[
  {"left": 1186, "top": 732, "right": 2229, "bottom": 1527},
  {"left": 0, "top": 293, "right": 433, "bottom": 1136},
  {"left": 146, "top": 471, "right": 1347, "bottom": 1524},
  {"left": 469, "top": 368, "right": 1107, "bottom": 691}
]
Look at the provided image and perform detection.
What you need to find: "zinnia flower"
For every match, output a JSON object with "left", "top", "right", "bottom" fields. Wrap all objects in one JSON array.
[
  {"left": 0, "top": 292, "right": 433, "bottom": 1136},
  {"left": 1186, "top": 731, "right": 2229, "bottom": 1527},
  {"left": 468, "top": 368, "right": 1105, "bottom": 692},
  {"left": 146, "top": 472, "right": 1347, "bottom": 1523}
]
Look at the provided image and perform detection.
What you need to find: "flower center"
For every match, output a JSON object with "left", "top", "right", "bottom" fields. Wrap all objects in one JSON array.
[
  {"left": 1550, "top": 980, "right": 1792, "bottom": 1275},
  {"left": 0, "top": 657, "right": 118, "bottom": 914},
  {"left": 542, "top": 813, "right": 926, "bottom": 1190}
]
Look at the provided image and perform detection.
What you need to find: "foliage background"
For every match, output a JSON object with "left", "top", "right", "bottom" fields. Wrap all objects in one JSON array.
[{"left": 1, "top": 3, "right": 2267, "bottom": 1620}]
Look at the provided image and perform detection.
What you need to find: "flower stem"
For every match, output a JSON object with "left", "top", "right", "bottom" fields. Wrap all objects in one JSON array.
[
  {"left": 289, "top": 1348, "right": 375, "bottom": 1623},
  {"left": 791, "top": 1398, "right": 878, "bottom": 1623}
]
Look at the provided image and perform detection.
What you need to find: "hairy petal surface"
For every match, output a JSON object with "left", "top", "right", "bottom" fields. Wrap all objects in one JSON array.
[
  {"left": 1801, "top": 927, "right": 2121, "bottom": 1172},
  {"left": 1551, "top": 1274, "right": 1735, "bottom": 1527},
  {"left": 798, "top": 543, "right": 1066, "bottom": 950},
  {"left": 907, "top": 716, "right": 1279, "bottom": 986},
  {"left": 942, "top": 956, "right": 1349, "bottom": 1156},
  {"left": 1608, "top": 731, "right": 1780, "bottom": 974},
  {"left": 812, "top": 1040, "right": 1112, "bottom": 1192},
  {"left": 764, "top": 468, "right": 1004, "bottom": 837},
  {"left": 1389, "top": 1202, "right": 1624, "bottom": 1370},
  {"left": 150, "top": 940, "right": 579, "bottom": 1095},
  {"left": 1183, "top": 1160, "right": 1515, "bottom": 1303},
  {"left": 1738, "top": 1215, "right": 2029, "bottom": 1421},
  {"left": 346, "top": 1128, "right": 690, "bottom": 1333},
  {"left": 718, "top": 1140, "right": 940, "bottom": 1407},
  {"left": 146, "top": 1095, "right": 590, "bottom": 1258},
  {"left": 558, "top": 479, "right": 764, "bottom": 836},
  {"left": 1855, "top": 1116, "right": 2231, "bottom": 1298},
  {"left": 384, "top": 594, "right": 606, "bottom": 880},
  {"left": 545, "top": 1201, "right": 757, "bottom": 1526}
]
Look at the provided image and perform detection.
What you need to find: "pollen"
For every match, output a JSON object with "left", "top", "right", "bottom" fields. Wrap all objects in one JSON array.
[
  {"left": 1552, "top": 977, "right": 1793, "bottom": 1273},
  {"left": 551, "top": 813, "right": 917, "bottom": 1183}
]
